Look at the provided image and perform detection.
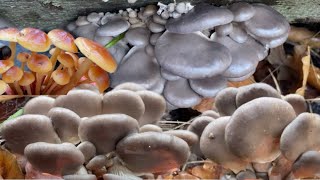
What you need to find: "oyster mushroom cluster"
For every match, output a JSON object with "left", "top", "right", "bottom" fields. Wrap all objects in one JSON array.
[
  {"left": 0, "top": 27, "right": 116, "bottom": 95},
  {"left": 0, "top": 83, "right": 195, "bottom": 179},
  {"left": 67, "top": 2, "right": 290, "bottom": 109}
]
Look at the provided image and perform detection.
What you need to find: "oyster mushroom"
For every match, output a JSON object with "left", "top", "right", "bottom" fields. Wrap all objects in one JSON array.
[
  {"left": 77, "top": 141, "right": 96, "bottom": 163},
  {"left": 116, "top": 132, "right": 190, "bottom": 173},
  {"left": 1, "top": 114, "right": 61, "bottom": 154},
  {"left": 283, "top": 94, "right": 307, "bottom": 115},
  {"left": 225, "top": 97, "right": 296, "bottom": 163},
  {"left": 86, "top": 155, "right": 109, "bottom": 171},
  {"left": 23, "top": 96, "right": 55, "bottom": 115},
  {"left": 63, "top": 174, "right": 97, "bottom": 180},
  {"left": 228, "top": 2, "right": 255, "bottom": 22},
  {"left": 160, "top": 68, "right": 181, "bottom": 81},
  {"left": 214, "top": 87, "right": 238, "bottom": 116},
  {"left": 164, "top": 130, "right": 198, "bottom": 147},
  {"left": 201, "top": 110, "right": 220, "bottom": 119},
  {"left": 189, "top": 75, "right": 228, "bottom": 97},
  {"left": 125, "top": 27, "right": 150, "bottom": 46},
  {"left": 96, "top": 18, "right": 130, "bottom": 37},
  {"left": 291, "top": 151, "right": 320, "bottom": 179},
  {"left": 139, "top": 124, "right": 163, "bottom": 133},
  {"left": 236, "top": 170, "right": 257, "bottom": 180},
  {"left": 24, "top": 142, "right": 85, "bottom": 175},
  {"left": 200, "top": 116, "right": 248, "bottom": 173},
  {"left": 113, "top": 82, "right": 146, "bottom": 92},
  {"left": 215, "top": 23, "right": 233, "bottom": 36}
]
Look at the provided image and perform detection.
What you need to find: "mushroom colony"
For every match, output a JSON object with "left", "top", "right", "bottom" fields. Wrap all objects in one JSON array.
[
  {"left": 1, "top": 82, "right": 320, "bottom": 179},
  {"left": 0, "top": 27, "right": 117, "bottom": 95},
  {"left": 67, "top": 1, "right": 290, "bottom": 109}
]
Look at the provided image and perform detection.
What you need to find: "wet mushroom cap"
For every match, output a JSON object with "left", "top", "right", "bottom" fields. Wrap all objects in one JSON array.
[
  {"left": 102, "top": 90, "right": 145, "bottom": 120},
  {"left": 88, "top": 65, "right": 110, "bottom": 93},
  {"left": 0, "top": 59, "right": 14, "bottom": 74},
  {"left": 54, "top": 89, "right": 102, "bottom": 117},
  {"left": 18, "top": 71, "right": 35, "bottom": 86},
  {"left": 283, "top": 94, "right": 307, "bottom": 115},
  {"left": 214, "top": 87, "right": 238, "bottom": 116},
  {"left": 27, "top": 54, "right": 53, "bottom": 74},
  {"left": 280, "top": 113, "right": 320, "bottom": 162},
  {"left": 1, "top": 114, "right": 61, "bottom": 154},
  {"left": 139, "top": 124, "right": 163, "bottom": 133},
  {"left": 75, "top": 37, "right": 117, "bottom": 73},
  {"left": 164, "top": 130, "right": 199, "bottom": 147},
  {"left": 2, "top": 66, "right": 23, "bottom": 83},
  {"left": 79, "top": 114, "right": 139, "bottom": 155},
  {"left": 23, "top": 96, "right": 55, "bottom": 115},
  {"left": 0, "top": 27, "right": 19, "bottom": 42},
  {"left": 48, "top": 29, "right": 78, "bottom": 53},
  {"left": 116, "top": 132, "right": 190, "bottom": 173},
  {"left": 52, "top": 69, "right": 71, "bottom": 85},
  {"left": 17, "top": 28, "right": 51, "bottom": 52},
  {"left": 291, "top": 151, "right": 320, "bottom": 179},
  {"left": 48, "top": 107, "right": 81, "bottom": 144},
  {"left": 225, "top": 97, "right": 296, "bottom": 163},
  {"left": 24, "top": 142, "right": 85, "bottom": 175},
  {"left": 200, "top": 116, "right": 248, "bottom": 173}
]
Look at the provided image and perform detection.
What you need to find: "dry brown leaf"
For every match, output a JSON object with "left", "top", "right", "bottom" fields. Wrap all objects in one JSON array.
[
  {"left": 302, "top": 37, "right": 320, "bottom": 48},
  {"left": 0, "top": 148, "right": 24, "bottom": 179},
  {"left": 228, "top": 77, "right": 256, "bottom": 87},
  {"left": 288, "top": 26, "right": 316, "bottom": 42},
  {"left": 173, "top": 171, "right": 200, "bottom": 179},
  {"left": 193, "top": 98, "right": 215, "bottom": 112},
  {"left": 308, "top": 63, "right": 320, "bottom": 90},
  {"left": 296, "top": 46, "right": 311, "bottom": 96}
]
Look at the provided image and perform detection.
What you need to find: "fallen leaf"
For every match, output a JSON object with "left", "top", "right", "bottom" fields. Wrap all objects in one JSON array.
[
  {"left": 227, "top": 77, "right": 256, "bottom": 87},
  {"left": 0, "top": 147, "right": 24, "bottom": 179},
  {"left": 296, "top": 46, "right": 311, "bottom": 96},
  {"left": 193, "top": 98, "right": 214, "bottom": 112},
  {"left": 288, "top": 26, "right": 316, "bottom": 43}
]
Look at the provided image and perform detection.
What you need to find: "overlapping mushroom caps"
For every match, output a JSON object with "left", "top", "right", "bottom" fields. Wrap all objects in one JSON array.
[{"left": 0, "top": 27, "right": 116, "bottom": 95}]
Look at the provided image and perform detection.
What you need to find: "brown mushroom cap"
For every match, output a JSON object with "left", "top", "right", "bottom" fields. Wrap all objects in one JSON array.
[
  {"left": 236, "top": 170, "right": 257, "bottom": 180},
  {"left": 75, "top": 37, "right": 117, "bottom": 73},
  {"left": 24, "top": 142, "right": 85, "bottom": 175},
  {"left": 225, "top": 97, "right": 296, "bottom": 163},
  {"left": 48, "top": 29, "right": 78, "bottom": 53},
  {"left": 54, "top": 89, "right": 102, "bottom": 117},
  {"left": 283, "top": 94, "right": 307, "bottom": 115},
  {"left": 23, "top": 96, "right": 55, "bottom": 115},
  {"left": 139, "top": 124, "right": 163, "bottom": 133},
  {"left": 291, "top": 151, "right": 320, "bottom": 179},
  {"left": 87, "top": 65, "right": 110, "bottom": 93},
  {"left": 102, "top": 90, "right": 145, "bottom": 120},
  {"left": 214, "top": 87, "right": 238, "bottom": 116},
  {"left": 1, "top": 114, "right": 61, "bottom": 154},
  {"left": 52, "top": 69, "right": 71, "bottom": 85},
  {"left": 27, "top": 53, "right": 53, "bottom": 74},
  {"left": 280, "top": 113, "right": 320, "bottom": 162},
  {"left": 18, "top": 71, "right": 35, "bottom": 86},
  {"left": 200, "top": 116, "right": 248, "bottom": 173},
  {"left": 48, "top": 107, "right": 81, "bottom": 144},
  {"left": 2, "top": 66, "right": 23, "bottom": 83},
  {"left": 0, "top": 59, "right": 14, "bottom": 74},
  {"left": 116, "top": 132, "right": 190, "bottom": 173},
  {"left": 0, "top": 27, "right": 19, "bottom": 42},
  {"left": 164, "top": 130, "right": 199, "bottom": 147},
  {"left": 79, "top": 114, "right": 139, "bottom": 155},
  {"left": 17, "top": 28, "right": 51, "bottom": 52}
]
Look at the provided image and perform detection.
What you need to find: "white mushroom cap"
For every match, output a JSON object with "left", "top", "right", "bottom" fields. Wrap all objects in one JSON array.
[
  {"left": 125, "top": 27, "right": 150, "bottom": 46},
  {"left": 113, "top": 82, "right": 146, "bottom": 92},
  {"left": 23, "top": 96, "right": 55, "bottom": 116},
  {"left": 201, "top": 110, "right": 220, "bottom": 119},
  {"left": 160, "top": 68, "right": 182, "bottom": 81},
  {"left": 96, "top": 18, "right": 130, "bottom": 37},
  {"left": 139, "top": 124, "right": 163, "bottom": 133},
  {"left": 77, "top": 141, "right": 96, "bottom": 163},
  {"left": 86, "top": 155, "right": 108, "bottom": 171},
  {"left": 283, "top": 94, "right": 307, "bottom": 115}
]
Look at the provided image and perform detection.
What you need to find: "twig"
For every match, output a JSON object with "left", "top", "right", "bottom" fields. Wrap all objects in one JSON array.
[{"left": 268, "top": 68, "right": 282, "bottom": 95}]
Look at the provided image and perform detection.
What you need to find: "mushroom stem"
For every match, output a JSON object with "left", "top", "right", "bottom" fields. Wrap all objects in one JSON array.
[
  {"left": 21, "top": 62, "right": 25, "bottom": 71},
  {"left": 13, "top": 82, "right": 23, "bottom": 95},
  {"left": 78, "top": 79, "right": 92, "bottom": 85},
  {"left": 35, "top": 73, "right": 45, "bottom": 95},
  {"left": 44, "top": 82, "right": 58, "bottom": 95},
  {"left": 25, "top": 85, "right": 32, "bottom": 95},
  {"left": 8, "top": 84, "right": 16, "bottom": 94},
  {"left": 43, "top": 48, "right": 61, "bottom": 85},
  {"left": 56, "top": 60, "right": 93, "bottom": 95},
  {"left": 8, "top": 42, "right": 16, "bottom": 62}
]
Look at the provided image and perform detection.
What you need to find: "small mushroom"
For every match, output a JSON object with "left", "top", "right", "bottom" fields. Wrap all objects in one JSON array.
[
  {"left": 63, "top": 174, "right": 97, "bottom": 180},
  {"left": 23, "top": 96, "right": 55, "bottom": 115},
  {"left": 225, "top": 97, "right": 296, "bottom": 163},
  {"left": 0, "top": 59, "right": 14, "bottom": 74},
  {"left": 139, "top": 124, "right": 163, "bottom": 133},
  {"left": 125, "top": 27, "right": 150, "bottom": 46},
  {"left": 1, "top": 114, "right": 61, "bottom": 154},
  {"left": 113, "top": 82, "right": 146, "bottom": 92},
  {"left": 228, "top": 2, "right": 255, "bottom": 22},
  {"left": 164, "top": 130, "right": 198, "bottom": 147},
  {"left": 214, "top": 87, "right": 238, "bottom": 116},
  {"left": 2, "top": 66, "right": 24, "bottom": 95},
  {"left": 86, "top": 155, "right": 108, "bottom": 171},
  {"left": 116, "top": 132, "right": 190, "bottom": 173},
  {"left": 201, "top": 110, "right": 220, "bottom": 119},
  {"left": 24, "top": 142, "right": 85, "bottom": 175},
  {"left": 79, "top": 114, "right": 139, "bottom": 154},
  {"left": 229, "top": 23, "right": 248, "bottom": 44},
  {"left": 189, "top": 75, "right": 228, "bottom": 97},
  {"left": 45, "top": 68, "right": 71, "bottom": 94},
  {"left": 54, "top": 89, "right": 102, "bottom": 117},
  {"left": 102, "top": 90, "right": 145, "bottom": 120},
  {"left": 160, "top": 68, "right": 181, "bottom": 81},
  {"left": 17, "top": 28, "right": 51, "bottom": 52},
  {"left": 283, "top": 94, "right": 307, "bottom": 115},
  {"left": 87, "top": 65, "right": 110, "bottom": 93},
  {"left": 77, "top": 141, "right": 96, "bottom": 163},
  {"left": 291, "top": 151, "right": 320, "bottom": 179},
  {"left": 200, "top": 116, "right": 248, "bottom": 173},
  {"left": 96, "top": 18, "right": 130, "bottom": 37},
  {"left": 215, "top": 23, "right": 233, "bottom": 36},
  {"left": 18, "top": 71, "right": 35, "bottom": 95},
  {"left": 236, "top": 170, "right": 257, "bottom": 180},
  {"left": 280, "top": 113, "right": 320, "bottom": 162},
  {"left": 48, "top": 107, "right": 81, "bottom": 144}
]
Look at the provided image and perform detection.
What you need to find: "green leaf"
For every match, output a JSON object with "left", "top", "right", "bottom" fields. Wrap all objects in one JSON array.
[
  {"left": 6, "top": 109, "right": 23, "bottom": 121},
  {"left": 105, "top": 32, "right": 126, "bottom": 49}
]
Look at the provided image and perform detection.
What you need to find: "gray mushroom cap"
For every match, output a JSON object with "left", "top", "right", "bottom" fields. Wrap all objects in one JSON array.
[
  {"left": 63, "top": 174, "right": 97, "bottom": 180},
  {"left": 93, "top": 35, "right": 113, "bottom": 46},
  {"left": 103, "top": 174, "right": 141, "bottom": 180},
  {"left": 96, "top": 18, "right": 130, "bottom": 37},
  {"left": 215, "top": 23, "right": 233, "bottom": 36},
  {"left": 227, "top": 68, "right": 255, "bottom": 82},
  {"left": 200, "top": 116, "right": 248, "bottom": 173},
  {"left": 252, "top": 162, "right": 272, "bottom": 173},
  {"left": 229, "top": 23, "right": 248, "bottom": 44},
  {"left": 1, "top": 114, "right": 61, "bottom": 154},
  {"left": 163, "top": 78, "right": 201, "bottom": 108},
  {"left": 137, "top": 90, "right": 166, "bottom": 126},
  {"left": 280, "top": 113, "right": 320, "bottom": 162},
  {"left": 77, "top": 141, "right": 96, "bottom": 163},
  {"left": 86, "top": 155, "right": 108, "bottom": 171},
  {"left": 166, "top": 4, "right": 233, "bottom": 34},
  {"left": 54, "top": 89, "right": 102, "bottom": 117},
  {"left": 79, "top": 114, "right": 139, "bottom": 155},
  {"left": 125, "top": 27, "right": 150, "bottom": 46},
  {"left": 116, "top": 132, "right": 190, "bottom": 173},
  {"left": 283, "top": 94, "right": 307, "bottom": 115},
  {"left": 148, "top": 77, "right": 166, "bottom": 94},
  {"left": 225, "top": 97, "right": 296, "bottom": 163},
  {"left": 214, "top": 87, "right": 238, "bottom": 116},
  {"left": 236, "top": 83, "right": 281, "bottom": 107},
  {"left": 160, "top": 68, "right": 181, "bottom": 81},
  {"left": 291, "top": 151, "right": 320, "bottom": 179},
  {"left": 155, "top": 31, "right": 232, "bottom": 79},
  {"left": 236, "top": 170, "right": 257, "bottom": 180},
  {"left": 24, "top": 142, "right": 85, "bottom": 175},
  {"left": 111, "top": 46, "right": 161, "bottom": 89},
  {"left": 201, "top": 110, "right": 220, "bottom": 119},
  {"left": 113, "top": 82, "right": 146, "bottom": 92},
  {"left": 139, "top": 124, "right": 163, "bottom": 133},
  {"left": 189, "top": 75, "right": 228, "bottom": 97},
  {"left": 48, "top": 107, "right": 81, "bottom": 144},
  {"left": 164, "top": 130, "right": 199, "bottom": 147},
  {"left": 73, "top": 24, "right": 99, "bottom": 39},
  {"left": 102, "top": 90, "right": 145, "bottom": 120},
  {"left": 23, "top": 96, "right": 55, "bottom": 116},
  {"left": 228, "top": 2, "right": 255, "bottom": 22},
  {"left": 243, "top": 4, "right": 290, "bottom": 39}
]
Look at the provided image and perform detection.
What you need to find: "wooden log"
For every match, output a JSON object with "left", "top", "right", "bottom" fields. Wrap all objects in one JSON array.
[{"left": 0, "top": 0, "right": 319, "bottom": 31}]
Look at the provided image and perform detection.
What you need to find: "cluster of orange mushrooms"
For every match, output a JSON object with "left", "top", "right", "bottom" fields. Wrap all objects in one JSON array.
[{"left": 0, "top": 27, "right": 117, "bottom": 95}]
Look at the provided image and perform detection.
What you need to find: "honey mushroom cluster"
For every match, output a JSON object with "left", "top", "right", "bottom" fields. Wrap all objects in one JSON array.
[{"left": 0, "top": 27, "right": 117, "bottom": 95}]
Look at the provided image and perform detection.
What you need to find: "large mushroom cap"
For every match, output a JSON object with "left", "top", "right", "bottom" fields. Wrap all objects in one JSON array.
[
  {"left": 102, "top": 90, "right": 145, "bottom": 120},
  {"left": 23, "top": 96, "right": 55, "bottom": 115},
  {"left": 116, "top": 132, "right": 190, "bottom": 173},
  {"left": 225, "top": 97, "right": 296, "bottom": 163},
  {"left": 17, "top": 28, "right": 51, "bottom": 52},
  {"left": 48, "top": 29, "right": 78, "bottom": 53},
  {"left": 291, "top": 151, "right": 320, "bottom": 179},
  {"left": 280, "top": 113, "right": 320, "bottom": 162},
  {"left": 24, "top": 142, "right": 85, "bottom": 175},
  {"left": 54, "top": 89, "right": 102, "bottom": 117},
  {"left": 155, "top": 31, "right": 232, "bottom": 79},
  {"left": 189, "top": 75, "right": 228, "bottom": 97},
  {"left": 283, "top": 94, "right": 307, "bottom": 115},
  {"left": 79, "top": 114, "right": 139, "bottom": 155},
  {"left": 200, "top": 116, "right": 248, "bottom": 173},
  {"left": 48, "top": 107, "right": 81, "bottom": 144},
  {"left": 75, "top": 37, "right": 117, "bottom": 73},
  {"left": 214, "top": 87, "right": 238, "bottom": 116},
  {"left": 163, "top": 78, "right": 201, "bottom": 108},
  {"left": 166, "top": 4, "right": 233, "bottom": 34},
  {"left": 1, "top": 115, "right": 61, "bottom": 154}
]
